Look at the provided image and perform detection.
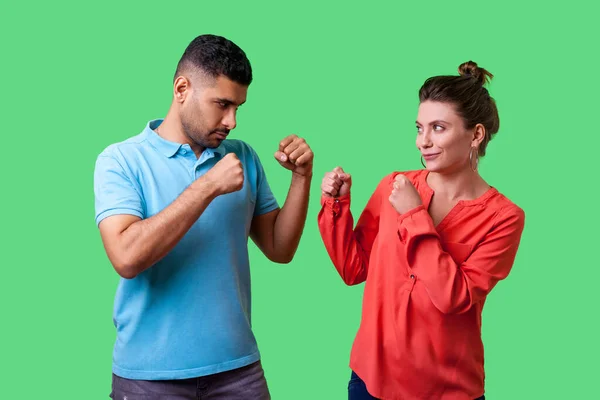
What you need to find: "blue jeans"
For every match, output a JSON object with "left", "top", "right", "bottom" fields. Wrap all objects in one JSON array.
[
  {"left": 109, "top": 361, "right": 270, "bottom": 399},
  {"left": 348, "top": 371, "right": 485, "bottom": 400}
]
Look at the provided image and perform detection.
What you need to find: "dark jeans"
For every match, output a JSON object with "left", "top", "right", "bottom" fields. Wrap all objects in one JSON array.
[
  {"left": 348, "top": 371, "right": 485, "bottom": 400},
  {"left": 110, "top": 360, "right": 270, "bottom": 399}
]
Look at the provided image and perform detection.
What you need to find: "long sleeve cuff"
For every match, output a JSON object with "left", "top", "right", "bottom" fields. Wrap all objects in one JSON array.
[{"left": 321, "top": 193, "right": 351, "bottom": 217}]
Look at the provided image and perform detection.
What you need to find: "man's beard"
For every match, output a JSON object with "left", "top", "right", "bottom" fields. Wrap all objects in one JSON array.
[{"left": 181, "top": 119, "right": 229, "bottom": 149}]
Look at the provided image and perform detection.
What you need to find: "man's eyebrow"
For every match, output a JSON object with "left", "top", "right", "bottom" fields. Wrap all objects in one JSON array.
[{"left": 214, "top": 97, "right": 245, "bottom": 106}]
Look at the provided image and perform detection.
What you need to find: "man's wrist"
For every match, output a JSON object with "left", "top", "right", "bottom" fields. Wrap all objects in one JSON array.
[
  {"left": 291, "top": 171, "right": 313, "bottom": 183},
  {"left": 194, "top": 175, "right": 220, "bottom": 198}
]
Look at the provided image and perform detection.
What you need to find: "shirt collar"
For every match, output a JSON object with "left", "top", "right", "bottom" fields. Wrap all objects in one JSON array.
[{"left": 144, "top": 119, "right": 227, "bottom": 158}]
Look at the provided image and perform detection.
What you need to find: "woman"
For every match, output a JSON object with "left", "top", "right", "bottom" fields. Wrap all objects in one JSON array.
[{"left": 318, "top": 61, "right": 525, "bottom": 400}]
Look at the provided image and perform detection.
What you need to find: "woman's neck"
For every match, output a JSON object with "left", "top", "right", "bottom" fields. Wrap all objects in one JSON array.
[{"left": 426, "top": 168, "right": 489, "bottom": 201}]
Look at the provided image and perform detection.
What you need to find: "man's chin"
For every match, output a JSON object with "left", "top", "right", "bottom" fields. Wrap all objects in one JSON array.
[{"left": 204, "top": 138, "right": 225, "bottom": 149}]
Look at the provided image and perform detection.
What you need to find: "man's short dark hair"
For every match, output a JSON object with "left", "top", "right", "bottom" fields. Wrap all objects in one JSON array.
[{"left": 174, "top": 34, "right": 252, "bottom": 85}]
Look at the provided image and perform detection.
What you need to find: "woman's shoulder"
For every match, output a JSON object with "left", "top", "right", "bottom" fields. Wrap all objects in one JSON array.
[{"left": 488, "top": 190, "right": 525, "bottom": 220}]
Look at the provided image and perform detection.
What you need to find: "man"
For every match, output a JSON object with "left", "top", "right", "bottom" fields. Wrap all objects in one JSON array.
[{"left": 94, "top": 34, "right": 313, "bottom": 399}]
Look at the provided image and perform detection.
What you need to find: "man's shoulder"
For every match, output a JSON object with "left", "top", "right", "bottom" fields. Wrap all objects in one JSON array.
[
  {"left": 222, "top": 138, "right": 254, "bottom": 153},
  {"left": 221, "top": 139, "right": 262, "bottom": 164},
  {"left": 97, "top": 132, "right": 148, "bottom": 160}
]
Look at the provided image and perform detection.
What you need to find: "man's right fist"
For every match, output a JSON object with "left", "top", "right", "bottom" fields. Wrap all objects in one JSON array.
[
  {"left": 204, "top": 153, "right": 244, "bottom": 195},
  {"left": 321, "top": 166, "right": 352, "bottom": 198}
]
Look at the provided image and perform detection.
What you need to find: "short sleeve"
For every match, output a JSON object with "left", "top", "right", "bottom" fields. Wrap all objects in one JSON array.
[{"left": 94, "top": 152, "right": 144, "bottom": 226}]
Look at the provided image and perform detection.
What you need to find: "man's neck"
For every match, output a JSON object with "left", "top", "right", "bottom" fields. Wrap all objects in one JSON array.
[{"left": 154, "top": 111, "right": 205, "bottom": 157}]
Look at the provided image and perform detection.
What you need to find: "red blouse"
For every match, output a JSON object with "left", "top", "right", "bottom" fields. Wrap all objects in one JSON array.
[{"left": 318, "top": 169, "right": 525, "bottom": 399}]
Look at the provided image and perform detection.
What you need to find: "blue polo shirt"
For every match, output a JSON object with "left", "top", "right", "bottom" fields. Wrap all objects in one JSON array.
[{"left": 93, "top": 119, "right": 279, "bottom": 380}]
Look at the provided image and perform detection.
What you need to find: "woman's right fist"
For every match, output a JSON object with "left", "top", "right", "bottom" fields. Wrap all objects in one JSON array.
[{"left": 321, "top": 166, "right": 352, "bottom": 198}]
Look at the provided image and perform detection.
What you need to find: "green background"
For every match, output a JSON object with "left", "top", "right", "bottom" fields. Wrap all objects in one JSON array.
[{"left": 1, "top": 1, "right": 598, "bottom": 398}]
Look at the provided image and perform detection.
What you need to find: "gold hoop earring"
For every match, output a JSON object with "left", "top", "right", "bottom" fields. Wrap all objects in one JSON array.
[
  {"left": 421, "top": 155, "right": 426, "bottom": 168},
  {"left": 469, "top": 147, "right": 479, "bottom": 171}
]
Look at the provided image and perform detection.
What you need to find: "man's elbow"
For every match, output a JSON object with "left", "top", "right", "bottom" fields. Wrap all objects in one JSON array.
[
  {"left": 111, "top": 254, "right": 142, "bottom": 279},
  {"left": 267, "top": 250, "right": 295, "bottom": 264},
  {"left": 271, "top": 255, "right": 294, "bottom": 264},
  {"left": 114, "top": 266, "right": 138, "bottom": 279}
]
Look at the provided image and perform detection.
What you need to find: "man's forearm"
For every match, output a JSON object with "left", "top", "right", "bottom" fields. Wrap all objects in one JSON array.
[
  {"left": 114, "top": 178, "right": 219, "bottom": 277},
  {"left": 272, "top": 173, "right": 312, "bottom": 262}
]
